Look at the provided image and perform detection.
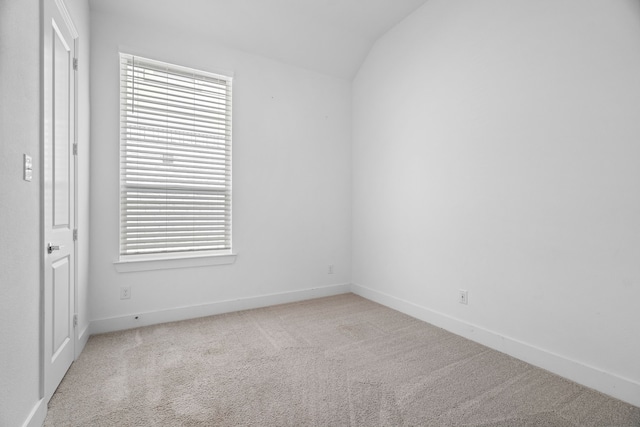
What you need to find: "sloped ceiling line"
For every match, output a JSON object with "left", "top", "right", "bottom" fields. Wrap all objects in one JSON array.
[{"left": 89, "top": 0, "right": 429, "bottom": 79}]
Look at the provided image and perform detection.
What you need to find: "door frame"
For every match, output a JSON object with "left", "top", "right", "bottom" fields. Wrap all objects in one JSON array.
[{"left": 40, "top": 0, "right": 79, "bottom": 402}]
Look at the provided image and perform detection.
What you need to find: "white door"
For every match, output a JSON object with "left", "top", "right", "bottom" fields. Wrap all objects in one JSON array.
[{"left": 43, "top": 0, "right": 77, "bottom": 401}]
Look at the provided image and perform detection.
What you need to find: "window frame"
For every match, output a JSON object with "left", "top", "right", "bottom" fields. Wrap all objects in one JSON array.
[{"left": 116, "top": 53, "right": 235, "bottom": 269}]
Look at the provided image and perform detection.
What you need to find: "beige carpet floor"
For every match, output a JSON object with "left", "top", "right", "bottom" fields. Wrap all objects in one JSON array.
[{"left": 45, "top": 294, "right": 640, "bottom": 426}]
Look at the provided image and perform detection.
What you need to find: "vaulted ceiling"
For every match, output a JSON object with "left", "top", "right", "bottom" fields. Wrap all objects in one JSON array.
[{"left": 89, "top": 0, "right": 429, "bottom": 79}]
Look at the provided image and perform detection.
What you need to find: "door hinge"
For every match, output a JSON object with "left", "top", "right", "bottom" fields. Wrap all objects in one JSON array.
[
  {"left": 73, "top": 143, "right": 78, "bottom": 156},
  {"left": 73, "top": 314, "right": 78, "bottom": 328},
  {"left": 73, "top": 58, "right": 78, "bottom": 71},
  {"left": 73, "top": 229, "right": 78, "bottom": 241}
]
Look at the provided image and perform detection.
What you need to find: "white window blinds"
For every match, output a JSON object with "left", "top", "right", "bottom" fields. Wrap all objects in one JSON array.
[{"left": 119, "top": 53, "right": 232, "bottom": 256}]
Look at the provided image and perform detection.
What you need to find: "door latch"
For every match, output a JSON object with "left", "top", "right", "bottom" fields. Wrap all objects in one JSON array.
[{"left": 47, "top": 243, "right": 60, "bottom": 254}]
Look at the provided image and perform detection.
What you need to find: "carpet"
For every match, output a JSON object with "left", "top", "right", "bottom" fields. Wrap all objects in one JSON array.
[{"left": 45, "top": 293, "right": 640, "bottom": 426}]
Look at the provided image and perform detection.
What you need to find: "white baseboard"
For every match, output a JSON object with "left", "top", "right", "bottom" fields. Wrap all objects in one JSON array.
[
  {"left": 351, "top": 283, "right": 640, "bottom": 408},
  {"left": 90, "top": 283, "right": 351, "bottom": 335},
  {"left": 22, "top": 398, "right": 46, "bottom": 427}
]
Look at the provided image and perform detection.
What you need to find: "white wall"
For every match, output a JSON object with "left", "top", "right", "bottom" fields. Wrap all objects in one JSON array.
[
  {"left": 0, "top": 1, "right": 42, "bottom": 425},
  {"left": 353, "top": 0, "right": 640, "bottom": 406},
  {"left": 0, "top": 0, "right": 90, "bottom": 425},
  {"left": 89, "top": 10, "right": 352, "bottom": 327}
]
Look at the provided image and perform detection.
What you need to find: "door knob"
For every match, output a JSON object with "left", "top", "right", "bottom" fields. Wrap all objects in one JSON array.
[{"left": 47, "top": 243, "right": 61, "bottom": 254}]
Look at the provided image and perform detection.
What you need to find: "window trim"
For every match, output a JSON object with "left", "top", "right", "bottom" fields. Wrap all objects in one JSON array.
[
  {"left": 118, "top": 53, "right": 233, "bottom": 264},
  {"left": 113, "top": 251, "right": 237, "bottom": 273}
]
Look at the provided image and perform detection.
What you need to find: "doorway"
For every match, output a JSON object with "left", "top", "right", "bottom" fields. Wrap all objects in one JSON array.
[{"left": 42, "top": 0, "right": 78, "bottom": 401}]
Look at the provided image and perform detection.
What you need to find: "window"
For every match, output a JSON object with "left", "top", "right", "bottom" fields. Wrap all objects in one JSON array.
[{"left": 119, "top": 54, "right": 232, "bottom": 259}]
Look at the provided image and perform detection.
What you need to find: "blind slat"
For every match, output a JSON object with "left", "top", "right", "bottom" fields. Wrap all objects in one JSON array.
[
  {"left": 122, "top": 104, "right": 229, "bottom": 126},
  {"left": 123, "top": 139, "right": 230, "bottom": 156},
  {"left": 121, "top": 91, "right": 231, "bottom": 115},
  {"left": 124, "top": 242, "right": 230, "bottom": 251},
  {"left": 122, "top": 120, "right": 231, "bottom": 139},
  {"left": 122, "top": 155, "right": 230, "bottom": 170},
  {"left": 120, "top": 60, "right": 230, "bottom": 86},
  {"left": 123, "top": 232, "right": 229, "bottom": 241},
  {"left": 122, "top": 226, "right": 229, "bottom": 232},
  {"left": 121, "top": 80, "right": 231, "bottom": 104},
  {"left": 122, "top": 167, "right": 231, "bottom": 179}
]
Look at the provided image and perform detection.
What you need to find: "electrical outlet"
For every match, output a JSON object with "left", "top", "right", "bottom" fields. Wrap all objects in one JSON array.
[
  {"left": 459, "top": 289, "right": 468, "bottom": 305},
  {"left": 328, "top": 264, "right": 334, "bottom": 274},
  {"left": 120, "top": 286, "right": 131, "bottom": 300}
]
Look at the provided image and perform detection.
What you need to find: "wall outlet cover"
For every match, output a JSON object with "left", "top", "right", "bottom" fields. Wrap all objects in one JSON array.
[
  {"left": 459, "top": 290, "right": 468, "bottom": 305},
  {"left": 120, "top": 286, "right": 131, "bottom": 300}
]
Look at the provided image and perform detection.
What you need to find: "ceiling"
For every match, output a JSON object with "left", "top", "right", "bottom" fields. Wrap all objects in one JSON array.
[{"left": 89, "top": 0, "right": 430, "bottom": 79}]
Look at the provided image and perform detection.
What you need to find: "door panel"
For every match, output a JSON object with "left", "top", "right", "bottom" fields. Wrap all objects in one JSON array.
[
  {"left": 43, "top": 0, "right": 76, "bottom": 401},
  {"left": 52, "top": 257, "right": 71, "bottom": 357},
  {"left": 53, "top": 23, "right": 70, "bottom": 227}
]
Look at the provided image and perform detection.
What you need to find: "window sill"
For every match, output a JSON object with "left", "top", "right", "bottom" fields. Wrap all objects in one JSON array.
[{"left": 113, "top": 252, "right": 237, "bottom": 273}]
